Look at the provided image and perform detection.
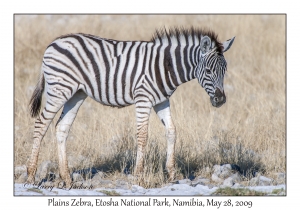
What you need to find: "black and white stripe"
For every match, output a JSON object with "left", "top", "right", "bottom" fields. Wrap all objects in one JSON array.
[{"left": 35, "top": 29, "right": 223, "bottom": 112}]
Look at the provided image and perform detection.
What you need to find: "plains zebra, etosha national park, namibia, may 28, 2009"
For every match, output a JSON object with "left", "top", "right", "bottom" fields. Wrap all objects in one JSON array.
[{"left": 26, "top": 27, "right": 235, "bottom": 187}]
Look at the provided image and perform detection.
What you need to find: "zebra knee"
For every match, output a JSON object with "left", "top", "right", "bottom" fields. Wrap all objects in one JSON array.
[
  {"left": 166, "top": 126, "right": 176, "bottom": 142},
  {"left": 56, "top": 124, "right": 70, "bottom": 143}
]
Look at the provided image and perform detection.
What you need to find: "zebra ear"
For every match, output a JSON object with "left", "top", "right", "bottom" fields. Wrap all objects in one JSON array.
[
  {"left": 222, "top": 37, "right": 235, "bottom": 53},
  {"left": 200, "top": 36, "right": 211, "bottom": 54}
]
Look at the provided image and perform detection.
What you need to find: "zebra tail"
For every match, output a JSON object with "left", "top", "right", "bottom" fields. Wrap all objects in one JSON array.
[{"left": 29, "top": 73, "right": 45, "bottom": 118}]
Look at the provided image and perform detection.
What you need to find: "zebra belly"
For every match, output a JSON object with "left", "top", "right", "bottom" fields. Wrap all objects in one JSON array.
[
  {"left": 90, "top": 94, "right": 135, "bottom": 108},
  {"left": 84, "top": 77, "right": 135, "bottom": 108}
]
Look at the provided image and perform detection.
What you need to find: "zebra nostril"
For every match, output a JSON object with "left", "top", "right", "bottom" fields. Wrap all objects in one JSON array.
[{"left": 213, "top": 97, "right": 218, "bottom": 102}]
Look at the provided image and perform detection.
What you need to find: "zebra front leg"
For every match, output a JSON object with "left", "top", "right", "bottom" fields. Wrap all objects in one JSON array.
[
  {"left": 134, "top": 99, "right": 152, "bottom": 176},
  {"left": 154, "top": 100, "right": 176, "bottom": 181},
  {"left": 55, "top": 90, "right": 87, "bottom": 187}
]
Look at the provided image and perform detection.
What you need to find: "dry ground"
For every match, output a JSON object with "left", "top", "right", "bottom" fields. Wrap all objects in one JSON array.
[{"left": 14, "top": 15, "right": 285, "bottom": 188}]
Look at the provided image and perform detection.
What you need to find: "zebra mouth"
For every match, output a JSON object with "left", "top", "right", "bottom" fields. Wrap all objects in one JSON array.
[{"left": 210, "top": 96, "right": 226, "bottom": 108}]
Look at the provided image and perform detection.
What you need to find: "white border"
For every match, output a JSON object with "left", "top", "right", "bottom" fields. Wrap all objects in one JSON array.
[{"left": 3, "top": 0, "right": 298, "bottom": 209}]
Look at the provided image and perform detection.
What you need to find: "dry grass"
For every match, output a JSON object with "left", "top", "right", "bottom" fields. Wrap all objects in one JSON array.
[
  {"left": 212, "top": 187, "right": 266, "bottom": 196},
  {"left": 14, "top": 15, "right": 285, "bottom": 188},
  {"left": 97, "top": 190, "right": 121, "bottom": 196}
]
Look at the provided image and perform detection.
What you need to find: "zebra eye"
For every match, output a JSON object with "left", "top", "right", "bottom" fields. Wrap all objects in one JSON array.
[{"left": 206, "top": 68, "right": 211, "bottom": 74}]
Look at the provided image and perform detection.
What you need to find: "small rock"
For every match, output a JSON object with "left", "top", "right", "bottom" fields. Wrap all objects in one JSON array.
[
  {"left": 72, "top": 173, "right": 84, "bottom": 182},
  {"left": 191, "top": 178, "right": 210, "bottom": 186},
  {"left": 219, "top": 164, "right": 233, "bottom": 179},
  {"left": 14, "top": 165, "right": 27, "bottom": 179},
  {"left": 212, "top": 164, "right": 237, "bottom": 180},
  {"left": 258, "top": 176, "right": 272, "bottom": 186},
  {"left": 223, "top": 177, "right": 234, "bottom": 187},
  {"left": 200, "top": 178, "right": 210, "bottom": 184},
  {"left": 222, "top": 164, "right": 232, "bottom": 170},
  {"left": 16, "top": 172, "right": 28, "bottom": 183},
  {"left": 211, "top": 173, "right": 224, "bottom": 183},
  {"left": 116, "top": 180, "right": 130, "bottom": 190},
  {"left": 131, "top": 185, "right": 146, "bottom": 193},
  {"left": 92, "top": 172, "right": 104, "bottom": 181},
  {"left": 91, "top": 179, "right": 102, "bottom": 188},
  {"left": 213, "top": 165, "right": 221, "bottom": 176},
  {"left": 230, "top": 172, "right": 242, "bottom": 183},
  {"left": 250, "top": 177, "right": 259, "bottom": 186},
  {"left": 250, "top": 176, "right": 272, "bottom": 186},
  {"left": 177, "top": 179, "right": 192, "bottom": 185}
]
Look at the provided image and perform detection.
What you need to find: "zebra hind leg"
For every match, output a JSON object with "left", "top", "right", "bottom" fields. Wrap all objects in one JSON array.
[
  {"left": 27, "top": 95, "right": 67, "bottom": 184},
  {"left": 153, "top": 100, "right": 176, "bottom": 181},
  {"left": 55, "top": 90, "right": 87, "bottom": 187}
]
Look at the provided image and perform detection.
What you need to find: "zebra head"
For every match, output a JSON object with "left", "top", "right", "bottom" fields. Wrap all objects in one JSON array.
[{"left": 197, "top": 35, "right": 235, "bottom": 108}]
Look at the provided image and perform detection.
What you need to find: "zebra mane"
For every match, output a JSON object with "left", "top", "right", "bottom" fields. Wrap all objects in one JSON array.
[{"left": 151, "top": 27, "right": 224, "bottom": 53}]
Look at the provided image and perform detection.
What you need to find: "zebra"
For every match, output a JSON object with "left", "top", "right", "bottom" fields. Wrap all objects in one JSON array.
[{"left": 26, "top": 27, "right": 235, "bottom": 186}]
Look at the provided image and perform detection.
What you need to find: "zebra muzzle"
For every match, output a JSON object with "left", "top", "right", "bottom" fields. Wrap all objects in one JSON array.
[{"left": 210, "top": 88, "right": 226, "bottom": 108}]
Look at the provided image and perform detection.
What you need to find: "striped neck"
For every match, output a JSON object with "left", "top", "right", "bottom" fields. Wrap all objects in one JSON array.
[{"left": 152, "top": 34, "right": 201, "bottom": 87}]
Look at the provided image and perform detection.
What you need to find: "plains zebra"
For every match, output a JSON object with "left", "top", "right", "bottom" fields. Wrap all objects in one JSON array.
[{"left": 27, "top": 28, "right": 235, "bottom": 186}]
